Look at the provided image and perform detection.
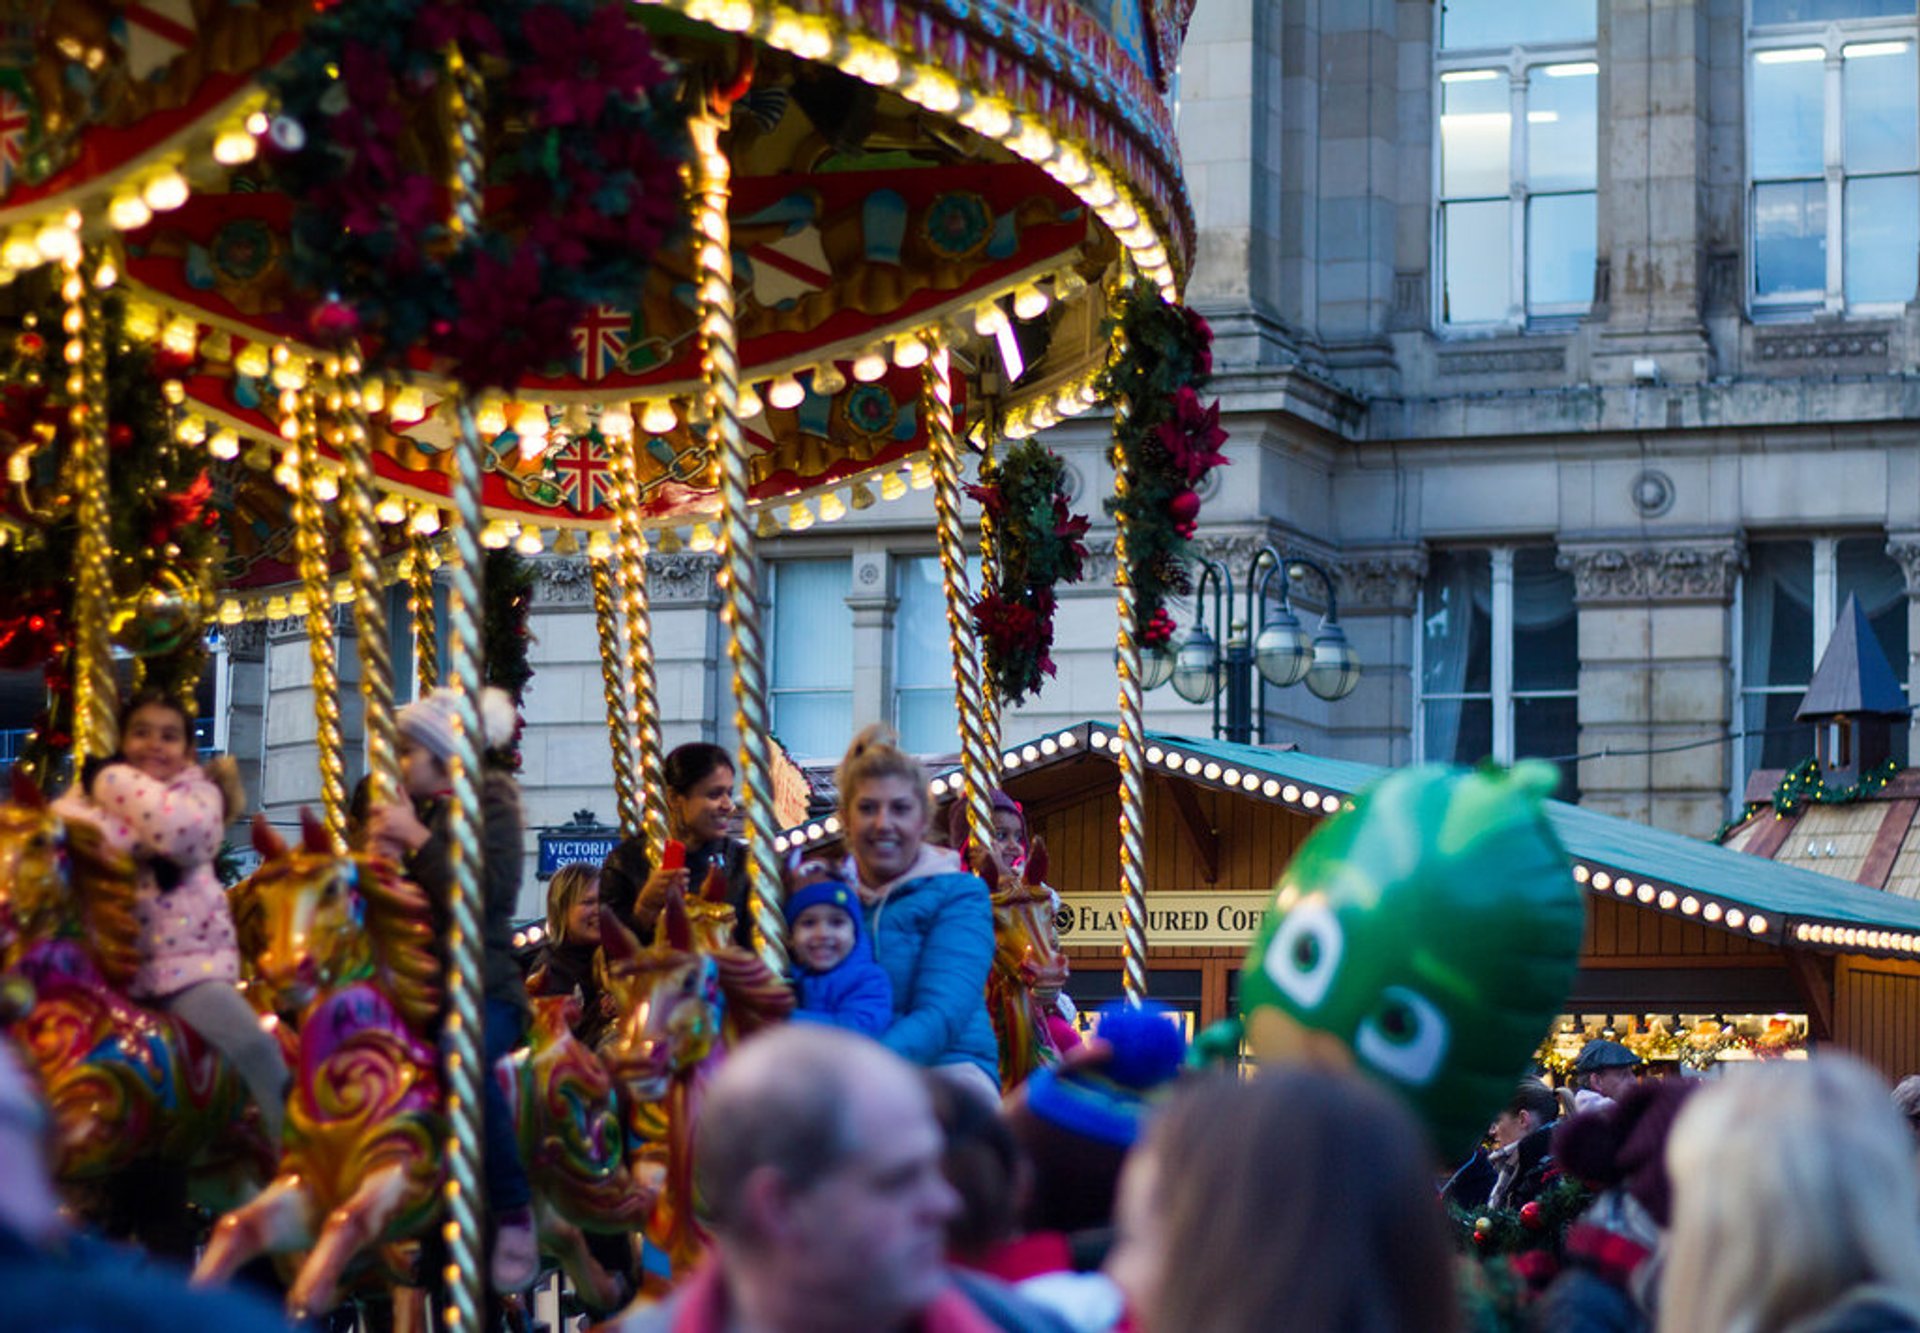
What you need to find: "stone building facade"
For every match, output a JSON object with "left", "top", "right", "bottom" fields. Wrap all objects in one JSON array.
[{"left": 237, "top": 0, "right": 1920, "bottom": 912}]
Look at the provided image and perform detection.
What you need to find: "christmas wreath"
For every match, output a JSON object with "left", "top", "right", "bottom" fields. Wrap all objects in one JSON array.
[
  {"left": 1096, "top": 275, "right": 1228, "bottom": 647},
  {"left": 966, "top": 441, "right": 1090, "bottom": 704},
  {"left": 1769, "top": 754, "right": 1900, "bottom": 814},
  {"left": 262, "top": 0, "right": 685, "bottom": 389}
]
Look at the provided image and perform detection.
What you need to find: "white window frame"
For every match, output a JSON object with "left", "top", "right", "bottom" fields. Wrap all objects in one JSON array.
[
  {"left": 1433, "top": 38, "right": 1599, "bottom": 330},
  {"left": 889, "top": 551, "right": 980, "bottom": 757},
  {"left": 766, "top": 555, "right": 856, "bottom": 762},
  {"left": 1746, "top": 6, "right": 1920, "bottom": 316},
  {"left": 1414, "top": 546, "right": 1579, "bottom": 766}
]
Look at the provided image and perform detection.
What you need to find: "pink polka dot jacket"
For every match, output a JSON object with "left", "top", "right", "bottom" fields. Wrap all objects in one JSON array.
[{"left": 54, "top": 762, "right": 237, "bottom": 999}]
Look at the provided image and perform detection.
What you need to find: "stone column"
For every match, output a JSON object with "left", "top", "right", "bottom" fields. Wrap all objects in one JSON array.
[
  {"left": 1330, "top": 549, "right": 1426, "bottom": 767},
  {"left": 847, "top": 551, "right": 897, "bottom": 732},
  {"left": 647, "top": 552, "right": 726, "bottom": 752},
  {"left": 1591, "top": 0, "right": 1714, "bottom": 384},
  {"left": 1885, "top": 534, "right": 1920, "bottom": 761},
  {"left": 1559, "top": 540, "right": 1742, "bottom": 837},
  {"left": 220, "top": 621, "right": 267, "bottom": 820},
  {"left": 259, "top": 612, "right": 336, "bottom": 834}
]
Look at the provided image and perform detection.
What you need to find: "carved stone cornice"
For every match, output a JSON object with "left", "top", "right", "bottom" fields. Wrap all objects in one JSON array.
[
  {"left": 531, "top": 556, "right": 594, "bottom": 607},
  {"left": 648, "top": 552, "right": 724, "bottom": 606},
  {"left": 1339, "top": 551, "right": 1427, "bottom": 612},
  {"left": 217, "top": 622, "right": 267, "bottom": 657},
  {"left": 1888, "top": 536, "right": 1920, "bottom": 596},
  {"left": 1556, "top": 541, "right": 1744, "bottom": 604}
]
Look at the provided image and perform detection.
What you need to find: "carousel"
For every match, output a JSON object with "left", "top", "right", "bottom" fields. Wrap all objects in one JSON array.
[{"left": 0, "top": 0, "right": 1214, "bottom": 1325}]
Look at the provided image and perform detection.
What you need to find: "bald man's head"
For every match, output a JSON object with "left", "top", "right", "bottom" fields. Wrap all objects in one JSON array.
[{"left": 695, "top": 1025, "right": 930, "bottom": 1236}]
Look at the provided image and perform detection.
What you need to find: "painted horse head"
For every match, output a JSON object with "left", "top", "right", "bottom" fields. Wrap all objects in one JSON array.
[
  {"left": 599, "top": 888, "right": 723, "bottom": 1103},
  {"left": 236, "top": 812, "right": 440, "bottom": 1031},
  {"left": 0, "top": 771, "right": 140, "bottom": 988}
]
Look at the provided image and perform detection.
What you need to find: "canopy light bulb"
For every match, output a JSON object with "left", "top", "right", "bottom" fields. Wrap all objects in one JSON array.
[
  {"left": 1, "top": 232, "right": 40, "bottom": 269},
  {"left": 234, "top": 344, "right": 271, "bottom": 379},
  {"left": 218, "top": 600, "right": 244, "bottom": 626},
  {"left": 360, "top": 380, "right": 385, "bottom": 414},
  {"left": 409, "top": 508, "right": 441, "bottom": 536},
  {"left": 818, "top": 491, "right": 847, "bottom": 522},
  {"left": 375, "top": 495, "right": 407, "bottom": 525},
  {"left": 599, "top": 404, "right": 634, "bottom": 438},
  {"left": 174, "top": 416, "right": 207, "bottom": 445},
  {"left": 142, "top": 170, "right": 189, "bottom": 213},
  {"left": 812, "top": 362, "right": 847, "bottom": 395},
  {"left": 973, "top": 302, "right": 1009, "bottom": 337},
  {"left": 788, "top": 501, "right": 815, "bottom": 531},
  {"left": 880, "top": 472, "right": 908, "bottom": 501},
  {"left": 641, "top": 400, "right": 678, "bottom": 435},
  {"left": 737, "top": 383, "right": 764, "bottom": 418},
  {"left": 850, "top": 482, "right": 877, "bottom": 510},
  {"left": 311, "top": 472, "right": 339, "bottom": 502},
  {"left": 1012, "top": 283, "right": 1050, "bottom": 320},
  {"left": 851, "top": 346, "right": 888, "bottom": 382},
  {"left": 107, "top": 193, "right": 152, "bottom": 231},
  {"left": 756, "top": 508, "right": 780, "bottom": 538},
  {"left": 388, "top": 386, "right": 427, "bottom": 424},
  {"left": 34, "top": 221, "right": 77, "bottom": 262},
  {"left": 482, "top": 522, "right": 511, "bottom": 550},
  {"left": 513, "top": 403, "right": 547, "bottom": 437},
  {"left": 265, "top": 595, "right": 290, "bottom": 620},
  {"left": 209, "top": 429, "right": 240, "bottom": 460},
  {"left": 161, "top": 317, "right": 199, "bottom": 356},
  {"left": 587, "top": 530, "right": 615, "bottom": 560},
  {"left": 515, "top": 527, "right": 545, "bottom": 556},
  {"left": 892, "top": 334, "right": 930, "bottom": 369},
  {"left": 767, "top": 374, "right": 805, "bottom": 411},
  {"left": 212, "top": 130, "right": 258, "bottom": 166},
  {"left": 475, "top": 402, "right": 508, "bottom": 436},
  {"left": 910, "top": 460, "right": 934, "bottom": 490},
  {"left": 689, "top": 523, "right": 717, "bottom": 552}
]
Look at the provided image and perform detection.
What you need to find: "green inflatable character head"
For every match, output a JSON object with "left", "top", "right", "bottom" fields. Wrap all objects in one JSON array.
[{"left": 1230, "top": 761, "right": 1583, "bottom": 1160}]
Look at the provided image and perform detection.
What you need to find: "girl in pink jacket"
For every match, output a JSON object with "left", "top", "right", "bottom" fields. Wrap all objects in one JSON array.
[{"left": 55, "top": 691, "right": 288, "bottom": 1143}]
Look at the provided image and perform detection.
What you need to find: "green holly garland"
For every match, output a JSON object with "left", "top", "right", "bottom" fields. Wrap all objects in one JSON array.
[
  {"left": 482, "top": 548, "right": 536, "bottom": 767},
  {"left": 1095, "top": 275, "right": 1227, "bottom": 647},
  {"left": 1770, "top": 754, "right": 1900, "bottom": 815},
  {"left": 1452, "top": 1174, "right": 1590, "bottom": 1258},
  {"left": 966, "top": 441, "right": 1090, "bottom": 705}
]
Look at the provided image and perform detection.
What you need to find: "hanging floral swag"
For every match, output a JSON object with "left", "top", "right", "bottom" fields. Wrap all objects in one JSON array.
[
  {"left": 967, "top": 441, "right": 1091, "bottom": 705},
  {"left": 1096, "top": 275, "right": 1228, "bottom": 647},
  {"left": 262, "top": 0, "right": 686, "bottom": 389}
]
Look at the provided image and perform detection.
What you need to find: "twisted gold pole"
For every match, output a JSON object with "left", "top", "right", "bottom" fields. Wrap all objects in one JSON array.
[
  {"left": 690, "top": 101, "right": 785, "bottom": 972},
  {"left": 287, "top": 376, "right": 347, "bottom": 852},
  {"left": 590, "top": 550, "right": 641, "bottom": 836},
  {"left": 976, "top": 432, "right": 1002, "bottom": 766},
  {"left": 612, "top": 436, "right": 666, "bottom": 853},
  {"left": 437, "top": 42, "right": 487, "bottom": 1333},
  {"left": 409, "top": 530, "right": 438, "bottom": 694},
  {"left": 64, "top": 253, "right": 116, "bottom": 765},
  {"left": 1109, "top": 357, "right": 1148, "bottom": 1007},
  {"left": 927, "top": 345, "right": 997, "bottom": 856},
  {"left": 331, "top": 350, "right": 400, "bottom": 811}
]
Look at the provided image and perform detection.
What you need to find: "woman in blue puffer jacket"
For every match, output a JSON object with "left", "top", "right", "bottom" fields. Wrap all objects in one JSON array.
[{"left": 833, "top": 724, "right": 1000, "bottom": 1103}]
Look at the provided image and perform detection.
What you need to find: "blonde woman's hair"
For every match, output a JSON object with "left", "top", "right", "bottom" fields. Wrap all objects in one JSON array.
[
  {"left": 546, "top": 862, "right": 600, "bottom": 942},
  {"left": 1659, "top": 1055, "right": 1920, "bottom": 1333},
  {"left": 834, "top": 723, "right": 929, "bottom": 824}
]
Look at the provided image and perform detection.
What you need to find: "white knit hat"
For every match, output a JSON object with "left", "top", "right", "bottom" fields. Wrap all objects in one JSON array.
[{"left": 397, "top": 686, "right": 519, "bottom": 762}]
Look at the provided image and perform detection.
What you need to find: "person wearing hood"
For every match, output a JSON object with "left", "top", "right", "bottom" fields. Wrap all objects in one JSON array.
[
  {"left": 834, "top": 724, "right": 999, "bottom": 1103},
  {"left": 787, "top": 877, "right": 894, "bottom": 1038}
]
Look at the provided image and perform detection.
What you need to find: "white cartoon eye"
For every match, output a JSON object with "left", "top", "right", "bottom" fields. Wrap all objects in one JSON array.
[
  {"left": 1262, "top": 897, "right": 1343, "bottom": 1010},
  {"left": 1355, "top": 986, "right": 1449, "bottom": 1087}
]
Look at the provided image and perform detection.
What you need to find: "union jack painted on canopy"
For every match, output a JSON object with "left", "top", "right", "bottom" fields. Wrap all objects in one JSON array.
[
  {"left": 549, "top": 436, "right": 617, "bottom": 514},
  {"left": 571, "top": 304, "right": 630, "bottom": 382},
  {"left": 0, "top": 89, "right": 31, "bottom": 193}
]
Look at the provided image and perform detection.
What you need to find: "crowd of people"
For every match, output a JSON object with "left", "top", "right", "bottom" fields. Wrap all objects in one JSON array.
[{"left": 21, "top": 693, "right": 1920, "bottom": 1332}]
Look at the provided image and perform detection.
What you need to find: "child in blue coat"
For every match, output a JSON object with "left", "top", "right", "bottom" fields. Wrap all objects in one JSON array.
[{"left": 787, "top": 878, "right": 894, "bottom": 1037}]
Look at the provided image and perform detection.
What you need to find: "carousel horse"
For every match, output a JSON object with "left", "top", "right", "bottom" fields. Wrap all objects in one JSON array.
[
  {"left": 602, "top": 875, "right": 792, "bottom": 1277},
  {"left": 0, "top": 775, "right": 269, "bottom": 1239},
  {"left": 196, "top": 814, "right": 660, "bottom": 1319},
  {"left": 983, "top": 837, "right": 1072, "bottom": 1090}
]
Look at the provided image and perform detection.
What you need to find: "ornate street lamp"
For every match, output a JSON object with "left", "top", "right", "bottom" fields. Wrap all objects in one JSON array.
[{"left": 1147, "top": 545, "right": 1361, "bottom": 743}]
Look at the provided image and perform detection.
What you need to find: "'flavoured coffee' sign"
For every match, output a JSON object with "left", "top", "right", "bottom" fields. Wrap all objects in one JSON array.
[{"left": 1052, "top": 892, "right": 1273, "bottom": 948}]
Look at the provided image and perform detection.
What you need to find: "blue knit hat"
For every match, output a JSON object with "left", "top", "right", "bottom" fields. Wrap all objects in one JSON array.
[
  {"left": 1022, "top": 1000, "right": 1187, "bottom": 1147},
  {"left": 785, "top": 878, "right": 861, "bottom": 930}
]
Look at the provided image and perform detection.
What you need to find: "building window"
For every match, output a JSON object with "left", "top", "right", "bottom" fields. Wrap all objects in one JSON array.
[
  {"left": 893, "top": 555, "right": 970, "bottom": 757},
  {"left": 1736, "top": 536, "right": 1908, "bottom": 788},
  {"left": 768, "top": 557, "right": 853, "bottom": 761},
  {"left": 1749, "top": 5, "right": 1918, "bottom": 311},
  {"left": 1436, "top": 4, "right": 1597, "bottom": 325},
  {"left": 1417, "top": 547, "right": 1579, "bottom": 795}
]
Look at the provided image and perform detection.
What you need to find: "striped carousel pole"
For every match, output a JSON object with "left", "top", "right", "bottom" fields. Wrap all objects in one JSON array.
[
  {"left": 926, "top": 343, "right": 997, "bottom": 853},
  {"left": 688, "top": 91, "right": 786, "bottom": 974},
  {"left": 436, "top": 41, "right": 488, "bottom": 1332},
  {"left": 613, "top": 435, "right": 668, "bottom": 853},
  {"left": 589, "top": 530, "right": 641, "bottom": 837},
  {"left": 408, "top": 527, "right": 439, "bottom": 695},
  {"left": 976, "top": 432, "right": 1003, "bottom": 767},
  {"left": 329, "top": 351, "right": 401, "bottom": 809},
  {"left": 285, "top": 370, "right": 348, "bottom": 852},
  {"left": 1109, "top": 301, "right": 1149, "bottom": 1007},
  {"left": 64, "top": 250, "right": 117, "bottom": 766}
]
